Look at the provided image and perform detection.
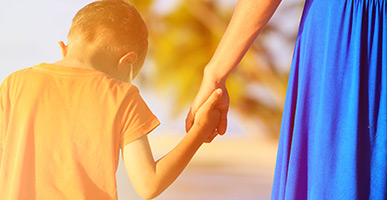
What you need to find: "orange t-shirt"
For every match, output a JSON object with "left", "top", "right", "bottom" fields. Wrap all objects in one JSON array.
[{"left": 0, "top": 63, "right": 160, "bottom": 200}]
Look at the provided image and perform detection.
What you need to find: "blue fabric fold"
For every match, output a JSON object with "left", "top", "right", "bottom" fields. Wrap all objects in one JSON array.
[{"left": 272, "top": 0, "right": 386, "bottom": 199}]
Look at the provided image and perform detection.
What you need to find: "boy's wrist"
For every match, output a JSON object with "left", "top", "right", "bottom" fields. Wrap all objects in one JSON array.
[{"left": 188, "top": 123, "right": 212, "bottom": 143}]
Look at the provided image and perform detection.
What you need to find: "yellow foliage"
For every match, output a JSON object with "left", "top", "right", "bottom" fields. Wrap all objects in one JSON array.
[{"left": 131, "top": 0, "right": 302, "bottom": 137}]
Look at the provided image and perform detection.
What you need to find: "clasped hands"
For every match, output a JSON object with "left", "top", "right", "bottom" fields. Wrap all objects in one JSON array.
[{"left": 185, "top": 72, "right": 230, "bottom": 143}]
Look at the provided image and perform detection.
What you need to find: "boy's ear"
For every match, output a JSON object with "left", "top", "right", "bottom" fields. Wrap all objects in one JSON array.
[
  {"left": 58, "top": 41, "right": 68, "bottom": 58},
  {"left": 118, "top": 52, "right": 137, "bottom": 71}
]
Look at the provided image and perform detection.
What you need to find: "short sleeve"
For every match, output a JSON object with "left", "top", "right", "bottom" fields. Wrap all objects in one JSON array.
[{"left": 120, "top": 87, "right": 160, "bottom": 149}]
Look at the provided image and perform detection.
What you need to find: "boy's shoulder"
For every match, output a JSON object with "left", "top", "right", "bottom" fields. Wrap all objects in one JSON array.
[
  {"left": 1, "top": 67, "right": 33, "bottom": 87},
  {"left": 5, "top": 67, "right": 32, "bottom": 78},
  {"left": 0, "top": 63, "right": 140, "bottom": 96}
]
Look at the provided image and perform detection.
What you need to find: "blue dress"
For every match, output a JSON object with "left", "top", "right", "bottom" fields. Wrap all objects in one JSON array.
[{"left": 271, "top": 0, "right": 386, "bottom": 199}]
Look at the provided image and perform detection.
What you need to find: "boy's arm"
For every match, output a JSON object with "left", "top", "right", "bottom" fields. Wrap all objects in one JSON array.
[{"left": 122, "top": 89, "right": 222, "bottom": 200}]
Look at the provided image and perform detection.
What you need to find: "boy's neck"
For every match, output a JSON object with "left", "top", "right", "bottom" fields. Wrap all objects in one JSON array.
[
  {"left": 52, "top": 40, "right": 131, "bottom": 82},
  {"left": 53, "top": 45, "right": 118, "bottom": 75}
]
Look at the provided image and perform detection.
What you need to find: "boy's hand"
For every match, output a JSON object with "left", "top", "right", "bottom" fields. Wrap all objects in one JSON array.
[
  {"left": 193, "top": 89, "right": 222, "bottom": 142},
  {"left": 124, "top": 89, "right": 222, "bottom": 199},
  {"left": 185, "top": 74, "right": 229, "bottom": 140}
]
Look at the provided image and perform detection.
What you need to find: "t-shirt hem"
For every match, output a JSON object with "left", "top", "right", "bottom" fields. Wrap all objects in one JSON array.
[{"left": 120, "top": 117, "right": 160, "bottom": 149}]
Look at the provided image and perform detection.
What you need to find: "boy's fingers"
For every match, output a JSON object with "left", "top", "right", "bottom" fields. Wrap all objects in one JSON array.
[{"left": 202, "top": 89, "right": 222, "bottom": 110}]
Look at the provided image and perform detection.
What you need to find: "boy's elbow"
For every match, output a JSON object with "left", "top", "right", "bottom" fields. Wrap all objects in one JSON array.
[
  {"left": 138, "top": 190, "right": 160, "bottom": 200},
  {"left": 135, "top": 182, "right": 164, "bottom": 200},
  {"left": 141, "top": 194, "right": 158, "bottom": 200}
]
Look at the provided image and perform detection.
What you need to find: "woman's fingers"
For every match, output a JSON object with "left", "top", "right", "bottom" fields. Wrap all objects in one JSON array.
[
  {"left": 217, "top": 112, "right": 228, "bottom": 135},
  {"left": 185, "top": 108, "right": 195, "bottom": 132},
  {"left": 204, "top": 131, "right": 219, "bottom": 143}
]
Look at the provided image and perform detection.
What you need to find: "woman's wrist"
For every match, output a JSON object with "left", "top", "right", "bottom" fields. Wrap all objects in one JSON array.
[{"left": 203, "top": 63, "right": 228, "bottom": 87}]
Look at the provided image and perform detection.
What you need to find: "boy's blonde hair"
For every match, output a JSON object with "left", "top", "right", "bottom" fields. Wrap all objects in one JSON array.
[{"left": 68, "top": 0, "right": 148, "bottom": 72}]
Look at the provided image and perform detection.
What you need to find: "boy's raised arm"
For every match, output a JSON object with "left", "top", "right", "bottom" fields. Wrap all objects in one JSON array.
[{"left": 122, "top": 89, "right": 222, "bottom": 200}]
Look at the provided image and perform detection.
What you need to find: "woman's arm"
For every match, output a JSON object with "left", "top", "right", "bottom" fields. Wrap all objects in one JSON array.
[
  {"left": 186, "top": 0, "right": 282, "bottom": 135},
  {"left": 206, "top": 0, "right": 282, "bottom": 81},
  {"left": 123, "top": 89, "right": 222, "bottom": 200}
]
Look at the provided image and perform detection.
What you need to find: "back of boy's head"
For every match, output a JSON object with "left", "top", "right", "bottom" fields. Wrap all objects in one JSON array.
[{"left": 68, "top": 0, "right": 148, "bottom": 72}]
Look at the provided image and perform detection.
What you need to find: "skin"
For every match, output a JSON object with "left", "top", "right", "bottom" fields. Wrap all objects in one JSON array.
[
  {"left": 55, "top": 38, "right": 222, "bottom": 200},
  {"left": 123, "top": 90, "right": 221, "bottom": 199},
  {"left": 185, "top": 0, "right": 282, "bottom": 141},
  {"left": 55, "top": 41, "right": 137, "bottom": 82}
]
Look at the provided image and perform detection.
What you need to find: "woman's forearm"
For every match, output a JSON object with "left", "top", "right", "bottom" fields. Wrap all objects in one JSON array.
[{"left": 205, "top": 0, "right": 282, "bottom": 83}]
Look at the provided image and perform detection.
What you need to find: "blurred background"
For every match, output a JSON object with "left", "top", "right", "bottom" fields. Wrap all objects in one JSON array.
[{"left": 0, "top": 0, "right": 303, "bottom": 199}]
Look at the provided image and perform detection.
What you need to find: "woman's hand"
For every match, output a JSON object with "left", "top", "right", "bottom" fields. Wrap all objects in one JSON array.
[
  {"left": 185, "top": 0, "right": 281, "bottom": 143},
  {"left": 186, "top": 69, "right": 230, "bottom": 143}
]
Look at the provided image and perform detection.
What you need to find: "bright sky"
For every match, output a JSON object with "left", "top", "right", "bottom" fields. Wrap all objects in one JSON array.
[{"left": 0, "top": 0, "right": 87, "bottom": 79}]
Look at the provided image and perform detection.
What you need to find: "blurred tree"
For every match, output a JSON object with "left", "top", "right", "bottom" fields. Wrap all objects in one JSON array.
[{"left": 130, "top": 0, "right": 303, "bottom": 138}]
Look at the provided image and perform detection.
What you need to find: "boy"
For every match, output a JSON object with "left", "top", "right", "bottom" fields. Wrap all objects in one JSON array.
[{"left": 0, "top": 0, "right": 222, "bottom": 199}]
